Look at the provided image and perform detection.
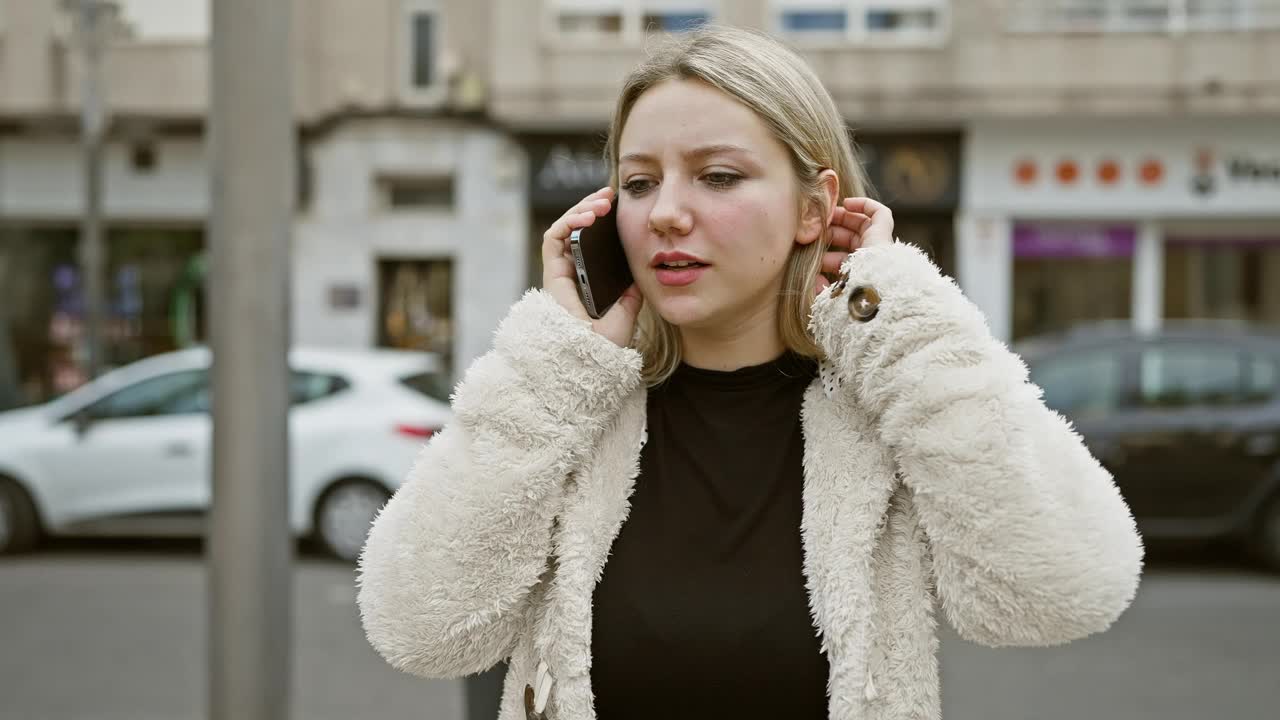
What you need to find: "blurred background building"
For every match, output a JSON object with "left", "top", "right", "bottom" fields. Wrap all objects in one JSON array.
[
  {"left": 0, "top": 0, "right": 522, "bottom": 409},
  {"left": 1, "top": 0, "right": 1278, "bottom": 409}
]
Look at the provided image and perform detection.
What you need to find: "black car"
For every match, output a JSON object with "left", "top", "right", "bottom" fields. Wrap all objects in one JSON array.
[{"left": 1016, "top": 322, "right": 1280, "bottom": 569}]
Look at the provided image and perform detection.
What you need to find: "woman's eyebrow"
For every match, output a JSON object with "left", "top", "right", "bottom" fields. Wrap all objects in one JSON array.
[
  {"left": 683, "top": 144, "right": 754, "bottom": 161},
  {"left": 619, "top": 144, "right": 756, "bottom": 165}
]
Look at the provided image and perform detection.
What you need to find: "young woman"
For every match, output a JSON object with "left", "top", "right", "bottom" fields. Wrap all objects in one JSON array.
[{"left": 357, "top": 26, "right": 1144, "bottom": 720}]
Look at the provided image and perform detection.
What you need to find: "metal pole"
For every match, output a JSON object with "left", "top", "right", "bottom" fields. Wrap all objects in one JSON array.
[
  {"left": 76, "top": 0, "right": 109, "bottom": 380},
  {"left": 207, "top": 0, "right": 294, "bottom": 718}
]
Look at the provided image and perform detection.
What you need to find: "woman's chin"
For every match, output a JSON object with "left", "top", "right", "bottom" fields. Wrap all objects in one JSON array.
[{"left": 649, "top": 295, "right": 718, "bottom": 330}]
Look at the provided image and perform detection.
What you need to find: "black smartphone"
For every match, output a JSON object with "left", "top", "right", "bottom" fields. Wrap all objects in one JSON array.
[{"left": 569, "top": 203, "right": 634, "bottom": 319}]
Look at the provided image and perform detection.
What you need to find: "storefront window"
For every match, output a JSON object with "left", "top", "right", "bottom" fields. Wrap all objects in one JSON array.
[
  {"left": 0, "top": 226, "right": 204, "bottom": 409},
  {"left": 378, "top": 259, "right": 453, "bottom": 372},
  {"left": 1011, "top": 223, "right": 1134, "bottom": 340},
  {"left": 1164, "top": 238, "right": 1280, "bottom": 329}
]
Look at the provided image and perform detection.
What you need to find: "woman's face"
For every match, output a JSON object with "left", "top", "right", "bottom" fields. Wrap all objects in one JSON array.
[{"left": 616, "top": 79, "right": 818, "bottom": 333}]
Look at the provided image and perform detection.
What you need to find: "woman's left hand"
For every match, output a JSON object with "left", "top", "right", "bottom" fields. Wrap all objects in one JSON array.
[{"left": 816, "top": 197, "right": 895, "bottom": 295}]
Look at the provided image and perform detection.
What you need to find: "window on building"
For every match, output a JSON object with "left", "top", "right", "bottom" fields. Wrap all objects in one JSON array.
[
  {"left": 551, "top": 0, "right": 714, "bottom": 42},
  {"left": 559, "top": 9, "right": 625, "bottom": 34},
  {"left": 864, "top": 1, "right": 944, "bottom": 36},
  {"left": 400, "top": 0, "right": 444, "bottom": 103},
  {"left": 378, "top": 260, "right": 454, "bottom": 368},
  {"left": 780, "top": 1, "right": 849, "bottom": 32},
  {"left": 411, "top": 12, "right": 436, "bottom": 88},
  {"left": 642, "top": 10, "right": 710, "bottom": 32},
  {"left": 378, "top": 175, "right": 455, "bottom": 211},
  {"left": 1164, "top": 239, "right": 1280, "bottom": 328},
  {"left": 1011, "top": 224, "right": 1135, "bottom": 341},
  {"left": 775, "top": 0, "right": 949, "bottom": 44},
  {"left": 1007, "top": 0, "right": 1280, "bottom": 33},
  {"left": 129, "top": 140, "right": 158, "bottom": 173}
]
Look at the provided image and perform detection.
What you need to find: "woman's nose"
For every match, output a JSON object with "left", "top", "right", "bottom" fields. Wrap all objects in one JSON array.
[{"left": 648, "top": 184, "right": 693, "bottom": 236}]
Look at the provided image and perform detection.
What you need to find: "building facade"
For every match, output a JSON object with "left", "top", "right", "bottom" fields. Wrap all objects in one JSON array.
[
  {"left": 489, "top": 0, "right": 1280, "bottom": 341},
  {"left": 961, "top": 118, "right": 1280, "bottom": 342},
  {"left": 0, "top": 0, "right": 518, "bottom": 407},
  {"left": 2, "top": 0, "right": 1278, "bottom": 407}
]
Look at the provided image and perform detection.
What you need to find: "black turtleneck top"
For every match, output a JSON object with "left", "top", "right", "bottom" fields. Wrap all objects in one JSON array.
[{"left": 590, "top": 352, "right": 829, "bottom": 719}]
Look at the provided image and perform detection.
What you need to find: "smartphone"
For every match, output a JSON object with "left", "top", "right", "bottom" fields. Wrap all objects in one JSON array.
[{"left": 569, "top": 203, "right": 634, "bottom": 319}]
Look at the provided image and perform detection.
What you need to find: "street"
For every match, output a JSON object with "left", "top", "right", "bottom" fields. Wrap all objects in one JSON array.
[{"left": 1, "top": 541, "right": 1277, "bottom": 720}]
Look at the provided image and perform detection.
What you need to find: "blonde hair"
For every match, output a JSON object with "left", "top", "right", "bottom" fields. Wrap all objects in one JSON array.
[{"left": 604, "top": 25, "right": 870, "bottom": 386}]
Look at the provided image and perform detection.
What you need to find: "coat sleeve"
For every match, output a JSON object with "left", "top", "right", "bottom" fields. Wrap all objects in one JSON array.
[
  {"left": 356, "top": 290, "right": 643, "bottom": 677},
  {"left": 810, "top": 242, "right": 1144, "bottom": 647}
]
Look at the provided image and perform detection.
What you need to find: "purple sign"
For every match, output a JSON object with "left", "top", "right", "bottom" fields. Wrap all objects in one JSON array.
[{"left": 1013, "top": 224, "right": 1136, "bottom": 259}]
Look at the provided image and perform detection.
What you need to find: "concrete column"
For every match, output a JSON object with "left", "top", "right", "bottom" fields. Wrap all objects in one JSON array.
[
  {"left": 207, "top": 0, "right": 294, "bottom": 718},
  {"left": 455, "top": 131, "right": 528, "bottom": 377},
  {"left": 955, "top": 212, "right": 1013, "bottom": 341},
  {"left": 1132, "top": 220, "right": 1164, "bottom": 335}
]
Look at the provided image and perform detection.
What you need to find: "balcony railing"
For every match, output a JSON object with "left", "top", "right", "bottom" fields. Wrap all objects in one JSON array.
[{"left": 1006, "top": 0, "right": 1280, "bottom": 33}]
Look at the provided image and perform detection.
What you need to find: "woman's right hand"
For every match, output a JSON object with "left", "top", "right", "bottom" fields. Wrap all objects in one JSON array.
[{"left": 541, "top": 186, "right": 644, "bottom": 348}]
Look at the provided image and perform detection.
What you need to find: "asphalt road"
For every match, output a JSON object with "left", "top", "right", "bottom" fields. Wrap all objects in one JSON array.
[{"left": 1, "top": 540, "right": 1277, "bottom": 720}]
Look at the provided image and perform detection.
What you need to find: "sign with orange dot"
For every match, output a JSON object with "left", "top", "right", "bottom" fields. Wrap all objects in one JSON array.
[
  {"left": 1097, "top": 159, "right": 1120, "bottom": 185},
  {"left": 1056, "top": 160, "right": 1080, "bottom": 185},
  {"left": 1139, "top": 159, "right": 1164, "bottom": 186},
  {"left": 1014, "top": 158, "right": 1037, "bottom": 186}
]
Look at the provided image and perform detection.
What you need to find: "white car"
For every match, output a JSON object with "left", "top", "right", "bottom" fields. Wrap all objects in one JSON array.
[{"left": 0, "top": 346, "right": 451, "bottom": 561}]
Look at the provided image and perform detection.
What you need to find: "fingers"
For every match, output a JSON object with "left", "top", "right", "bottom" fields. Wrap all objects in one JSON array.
[
  {"left": 606, "top": 284, "right": 644, "bottom": 323},
  {"left": 543, "top": 194, "right": 613, "bottom": 248},
  {"left": 842, "top": 197, "right": 895, "bottom": 249},
  {"left": 830, "top": 207, "right": 871, "bottom": 235},
  {"left": 842, "top": 197, "right": 893, "bottom": 234},
  {"left": 815, "top": 198, "right": 888, "bottom": 285},
  {"left": 841, "top": 196, "right": 890, "bottom": 217},
  {"left": 597, "top": 284, "right": 644, "bottom": 348},
  {"left": 821, "top": 250, "right": 850, "bottom": 275},
  {"left": 542, "top": 187, "right": 615, "bottom": 288}
]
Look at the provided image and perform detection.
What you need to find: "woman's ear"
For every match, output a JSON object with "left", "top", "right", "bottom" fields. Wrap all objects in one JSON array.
[{"left": 796, "top": 169, "right": 840, "bottom": 246}]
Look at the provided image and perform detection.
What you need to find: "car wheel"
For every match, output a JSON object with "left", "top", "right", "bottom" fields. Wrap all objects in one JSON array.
[
  {"left": 1253, "top": 492, "right": 1280, "bottom": 572},
  {"left": 0, "top": 477, "right": 41, "bottom": 555},
  {"left": 315, "top": 480, "right": 390, "bottom": 563}
]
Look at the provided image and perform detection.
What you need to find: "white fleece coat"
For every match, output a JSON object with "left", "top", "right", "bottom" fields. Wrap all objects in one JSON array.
[{"left": 357, "top": 242, "right": 1145, "bottom": 720}]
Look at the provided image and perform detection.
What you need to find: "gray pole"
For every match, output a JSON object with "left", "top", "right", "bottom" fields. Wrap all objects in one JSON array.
[
  {"left": 75, "top": 0, "right": 110, "bottom": 380},
  {"left": 207, "top": 0, "right": 294, "bottom": 718}
]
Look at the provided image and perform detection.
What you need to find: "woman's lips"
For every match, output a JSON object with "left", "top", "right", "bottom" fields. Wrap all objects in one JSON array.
[{"left": 654, "top": 265, "right": 709, "bottom": 287}]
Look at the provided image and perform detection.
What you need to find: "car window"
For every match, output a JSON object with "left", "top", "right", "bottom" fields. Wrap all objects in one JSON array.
[
  {"left": 291, "top": 372, "right": 349, "bottom": 405},
  {"left": 400, "top": 371, "right": 452, "bottom": 404},
  {"left": 82, "top": 370, "right": 209, "bottom": 420},
  {"left": 1029, "top": 349, "right": 1123, "bottom": 420},
  {"left": 1247, "top": 355, "right": 1279, "bottom": 403},
  {"left": 1138, "top": 345, "right": 1251, "bottom": 409}
]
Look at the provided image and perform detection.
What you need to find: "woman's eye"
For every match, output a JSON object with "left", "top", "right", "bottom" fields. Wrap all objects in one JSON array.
[
  {"left": 704, "top": 172, "right": 743, "bottom": 189},
  {"left": 622, "top": 179, "right": 654, "bottom": 196}
]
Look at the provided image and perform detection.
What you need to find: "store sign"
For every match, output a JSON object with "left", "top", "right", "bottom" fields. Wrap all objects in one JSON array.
[
  {"left": 967, "top": 121, "right": 1280, "bottom": 218},
  {"left": 1192, "top": 146, "right": 1280, "bottom": 198},
  {"left": 523, "top": 135, "right": 610, "bottom": 209},
  {"left": 1013, "top": 224, "right": 1136, "bottom": 258}
]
